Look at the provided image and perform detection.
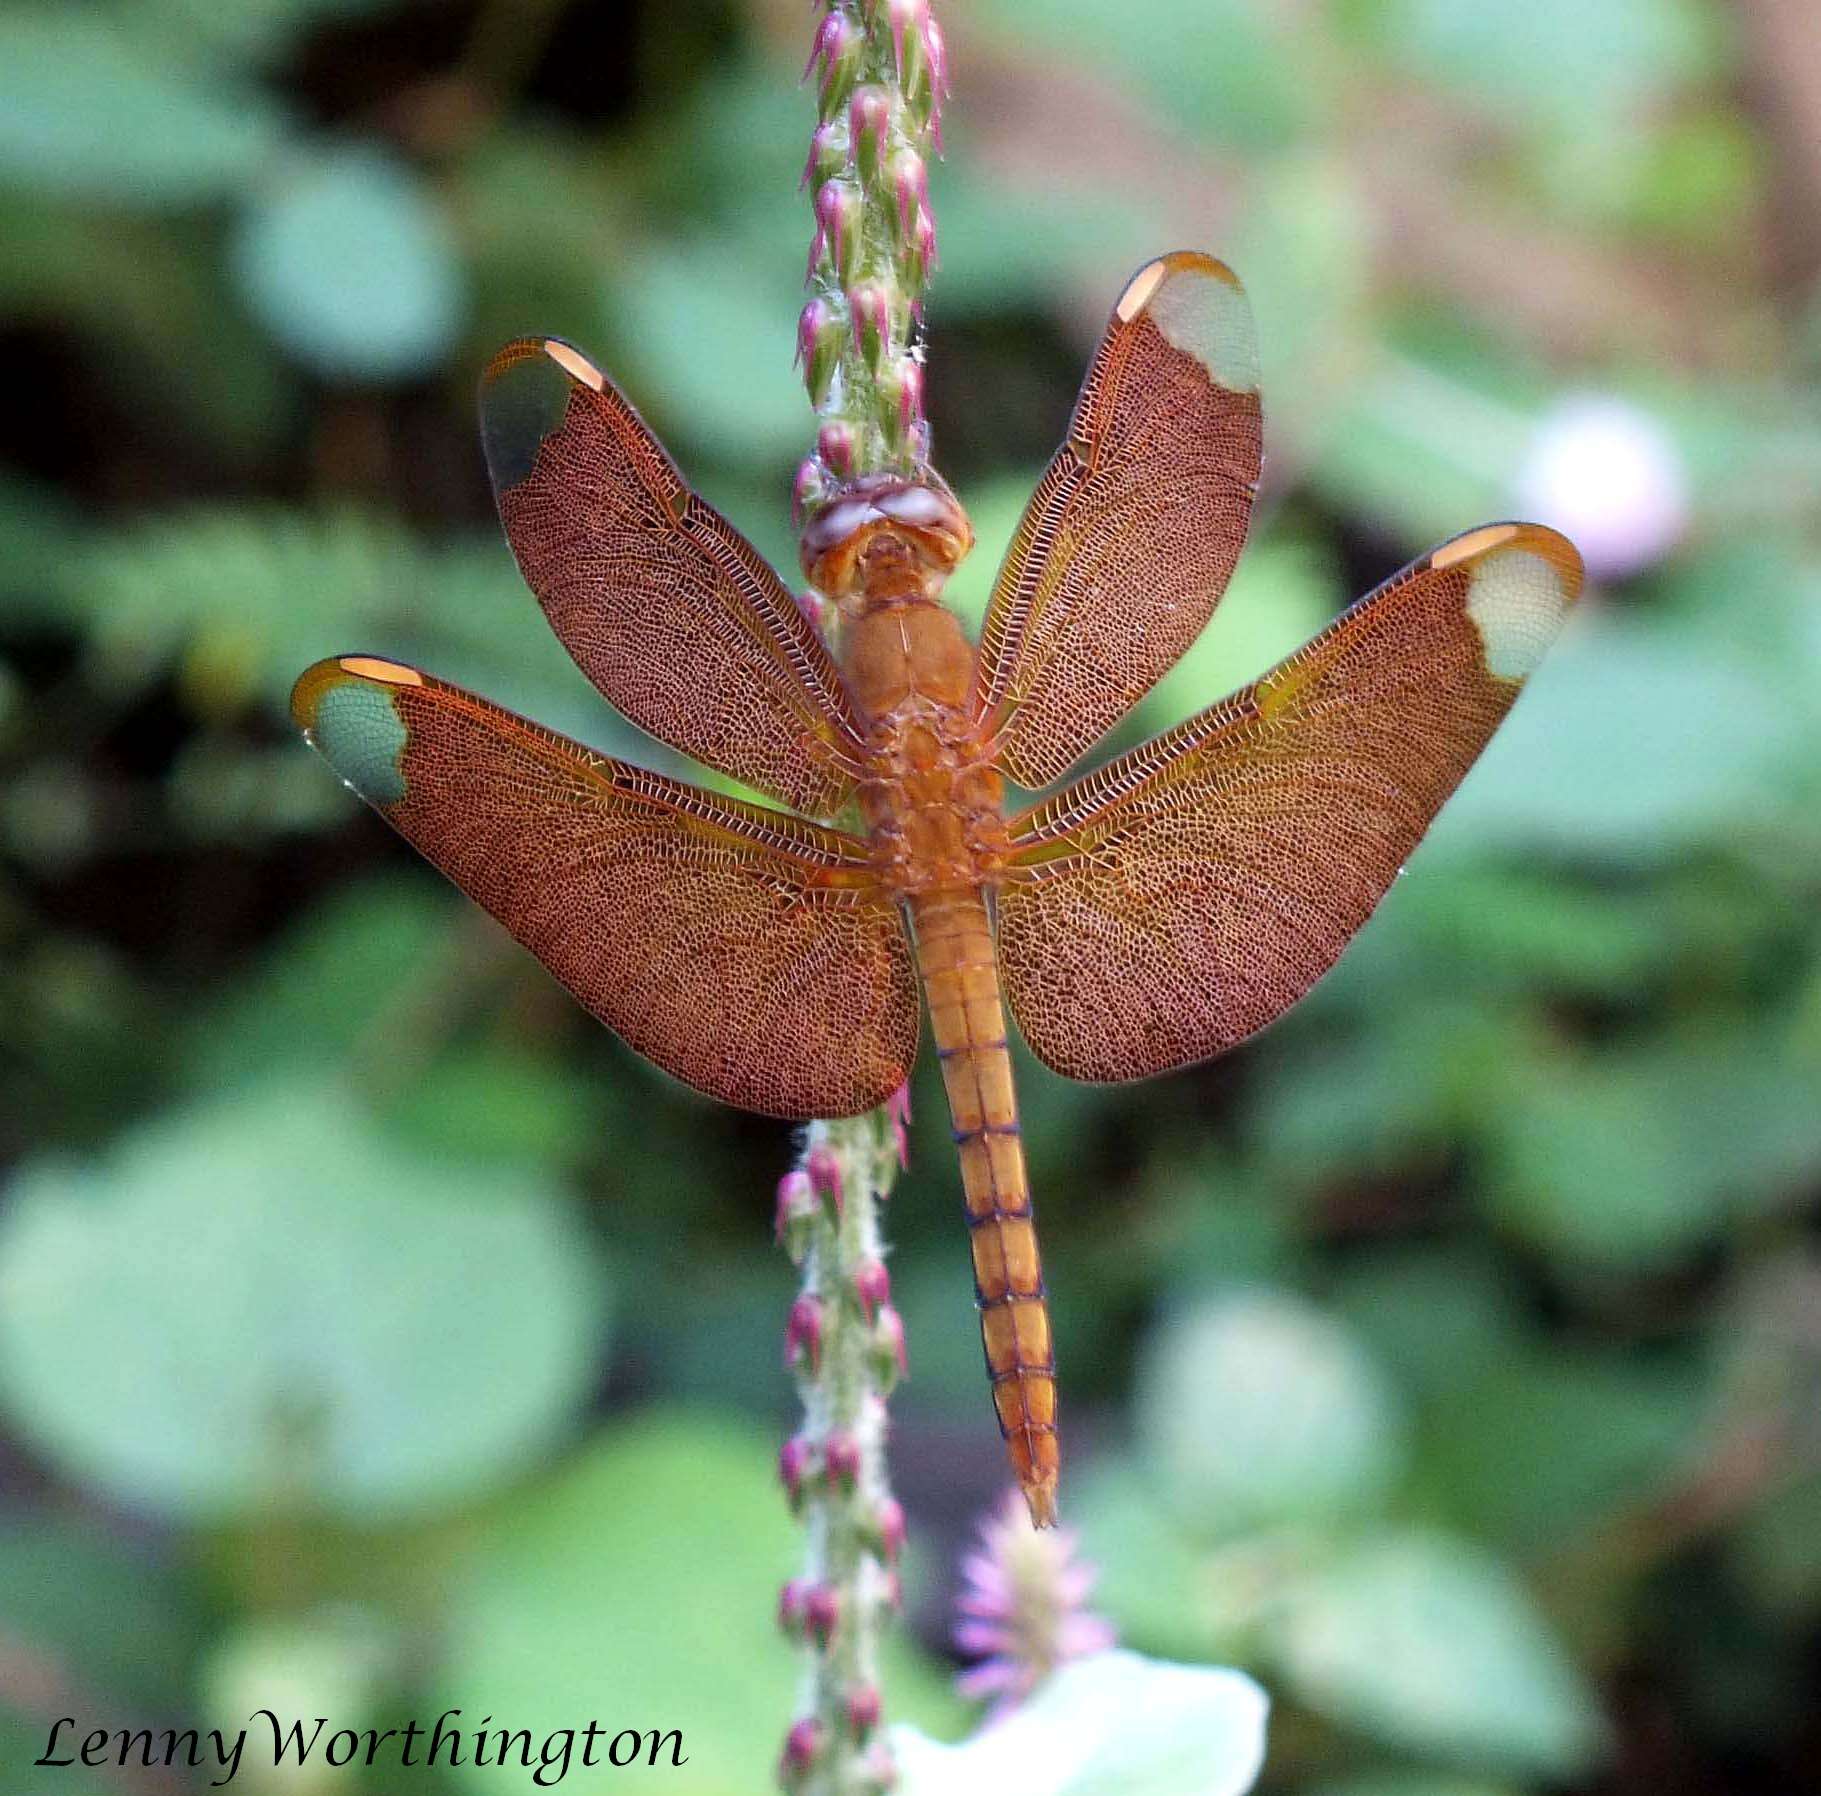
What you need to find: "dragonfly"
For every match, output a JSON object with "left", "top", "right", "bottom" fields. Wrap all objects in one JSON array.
[{"left": 293, "top": 251, "right": 1581, "bottom": 1527}]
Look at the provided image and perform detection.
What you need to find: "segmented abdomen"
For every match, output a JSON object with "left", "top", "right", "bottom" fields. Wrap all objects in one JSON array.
[{"left": 909, "top": 886, "right": 1059, "bottom": 1526}]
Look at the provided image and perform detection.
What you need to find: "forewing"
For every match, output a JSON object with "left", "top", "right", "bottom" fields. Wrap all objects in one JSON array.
[
  {"left": 997, "top": 524, "right": 1582, "bottom": 1081},
  {"left": 971, "top": 252, "right": 1264, "bottom": 788},
  {"left": 480, "top": 337, "right": 862, "bottom": 817},
  {"left": 292, "top": 656, "right": 916, "bottom": 1118}
]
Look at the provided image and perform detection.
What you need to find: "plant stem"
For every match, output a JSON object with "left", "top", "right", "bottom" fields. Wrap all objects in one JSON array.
[
  {"left": 777, "top": 1112, "right": 908, "bottom": 1793},
  {"left": 793, "top": 0, "right": 948, "bottom": 520},
  {"left": 778, "top": 6, "right": 949, "bottom": 1786}
]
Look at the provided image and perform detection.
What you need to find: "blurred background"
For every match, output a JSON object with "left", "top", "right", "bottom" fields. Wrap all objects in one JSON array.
[{"left": 3, "top": 0, "right": 1821, "bottom": 1791}]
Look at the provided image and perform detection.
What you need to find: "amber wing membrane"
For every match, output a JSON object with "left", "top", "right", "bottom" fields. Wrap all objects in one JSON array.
[
  {"left": 291, "top": 656, "right": 917, "bottom": 1118},
  {"left": 970, "top": 252, "right": 1264, "bottom": 788},
  {"left": 480, "top": 338, "right": 863, "bottom": 817},
  {"left": 997, "top": 524, "right": 1583, "bottom": 1081}
]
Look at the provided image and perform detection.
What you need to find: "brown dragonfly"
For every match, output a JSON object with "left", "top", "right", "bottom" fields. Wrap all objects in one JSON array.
[{"left": 293, "top": 251, "right": 1581, "bottom": 1526}]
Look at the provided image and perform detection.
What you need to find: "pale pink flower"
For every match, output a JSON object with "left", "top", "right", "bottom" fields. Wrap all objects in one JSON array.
[
  {"left": 1516, "top": 394, "right": 1689, "bottom": 582},
  {"left": 953, "top": 1489, "right": 1117, "bottom": 1714}
]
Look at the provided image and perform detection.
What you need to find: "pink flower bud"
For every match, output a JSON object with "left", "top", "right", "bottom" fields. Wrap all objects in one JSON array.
[
  {"left": 880, "top": 355, "right": 924, "bottom": 450},
  {"left": 889, "top": 0, "right": 929, "bottom": 89},
  {"left": 778, "top": 1576, "right": 811, "bottom": 1637},
  {"left": 914, "top": 206, "right": 938, "bottom": 275},
  {"left": 814, "top": 180, "right": 861, "bottom": 284},
  {"left": 797, "top": 298, "right": 843, "bottom": 408},
  {"left": 925, "top": 14, "right": 950, "bottom": 100},
  {"left": 805, "top": 12, "right": 861, "bottom": 116},
  {"left": 792, "top": 457, "right": 829, "bottom": 528},
  {"left": 774, "top": 1169, "right": 811, "bottom": 1239},
  {"left": 849, "top": 84, "right": 892, "bottom": 184},
  {"left": 779, "top": 1717, "right": 824, "bottom": 1787},
  {"left": 801, "top": 120, "right": 846, "bottom": 192},
  {"left": 785, "top": 1295, "right": 825, "bottom": 1373},
  {"left": 817, "top": 421, "right": 857, "bottom": 479},
  {"left": 847, "top": 1684, "right": 884, "bottom": 1740},
  {"left": 779, "top": 1432, "right": 815, "bottom": 1509},
  {"left": 824, "top": 1429, "right": 862, "bottom": 1491},
  {"left": 853, "top": 1256, "right": 891, "bottom": 1322},
  {"left": 924, "top": 15, "right": 949, "bottom": 149},
  {"left": 873, "top": 1304, "right": 908, "bottom": 1385},
  {"left": 805, "top": 1582, "right": 841, "bottom": 1649},
  {"left": 862, "top": 1739, "right": 899, "bottom": 1793},
  {"left": 774, "top": 1168, "right": 820, "bottom": 1260},
  {"left": 805, "top": 1140, "right": 844, "bottom": 1211},
  {"left": 874, "top": 1496, "right": 908, "bottom": 1564},
  {"left": 848, "top": 281, "right": 892, "bottom": 372},
  {"left": 887, "top": 147, "right": 928, "bottom": 246}
]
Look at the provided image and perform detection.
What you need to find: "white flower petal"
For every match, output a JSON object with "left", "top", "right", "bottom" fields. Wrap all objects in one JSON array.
[{"left": 893, "top": 1650, "right": 1270, "bottom": 1796}]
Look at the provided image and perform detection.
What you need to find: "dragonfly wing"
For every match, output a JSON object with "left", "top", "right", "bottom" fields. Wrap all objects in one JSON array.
[
  {"left": 997, "top": 524, "right": 1582, "bottom": 1081},
  {"left": 293, "top": 656, "right": 916, "bottom": 1118},
  {"left": 480, "top": 337, "right": 862, "bottom": 817},
  {"left": 971, "top": 252, "right": 1263, "bottom": 788}
]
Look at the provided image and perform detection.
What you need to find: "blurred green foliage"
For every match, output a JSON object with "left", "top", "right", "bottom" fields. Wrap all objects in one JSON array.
[{"left": 3, "top": 0, "right": 1821, "bottom": 1792}]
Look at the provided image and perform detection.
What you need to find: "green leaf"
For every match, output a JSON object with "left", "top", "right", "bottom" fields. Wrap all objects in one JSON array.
[
  {"left": 895, "top": 1651, "right": 1269, "bottom": 1796},
  {"left": 1423, "top": 1353, "right": 1697, "bottom": 1552},
  {"left": 1269, "top": 1531, "right": 1604, "bottom": 1776},
  {"left": 439, "top": 1411, "right": 964, "bottom": 1794},
  {"left": 1307, "top": 1776, "right": 1520, "bottom": 1796},
  {"left": 234, "top": 143, "right": 465, "bottom": 378},
  {"left": 1245, "top": 997, "right": 1512, "bottom": 1184},
  {"left": 0, "top": 193, "right": 296, "bottom": 458},
  {"left": 67, "top": 508, "right": 625, "bottom": 753},
  {"left": 0, "top": 1079, "right": 608, "bottom": 1520},
  {"left": 187, "top": 878, "right": 447, "bottom": 1083},
  {"left": 1074, "top": 1466, "right": 1225, "bottom": 1660},
  {"left": 1310, "top": 350, "right": 1537, "bottom": 547},
  {"left": 606, "top": 238, "right": 806, "bottom": 462},
  {"left": 1340, "top": 863, "right": 1675, "bottom": 999},
  {"left": 1225, "top": 155, "right": 1374, "bottom": 446},
  {"left": 924, "top": 157, "right": 1170, "bottom": 315},
  {"left": 0, "top": 1713, "right": 111, "bottom": 1796},
  {"left": 0, "top": 474, "right": 81, "bottom": 616},
  {"left": 0, "top": 9, "right": 284, "bottom": 204},
  {"left": 1330, "top": 1249, "right": 1525, "bottom": 1407},
  {"left": 388, "top": 1045, "right": 597, "bottom": 1169},
  {"left": 1073, "top": 1464, "right": 1291, "bottom": 1665},
  {"left": 973, "top": 0, "right": 1307, "bottom": 151},
  {"left": 462, "top": 125, "right": 628, "bottom": 358},
  {"left": 1424, "top": 618, "right": 1812, "bottom": 862},
  {"left": 1352, "top": 0, "right": 1718, "bottom": 133},
  {"left": 0, "top": 1518, "right": 205, "bottom": 1712},
  {"left": 73, "top": 505, "right": 420, "bottom": 708},
  {"left": 119, "top": 0, "right": 394, "bottom": 67},
  {"left": 1138, "top": 1289, "right": 1406, "bottom": 1535},
  {"left": 1731, "top": 1471, "right": 1821, "bottom": 1624},
  {"left": 1481, "top": 1038, "right": 1821, "bottom": 1273}
]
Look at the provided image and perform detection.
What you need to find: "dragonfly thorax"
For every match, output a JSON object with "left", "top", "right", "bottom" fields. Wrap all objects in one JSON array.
[{"left": 860, "top": 700, "right": 1009, "bottom": 895}]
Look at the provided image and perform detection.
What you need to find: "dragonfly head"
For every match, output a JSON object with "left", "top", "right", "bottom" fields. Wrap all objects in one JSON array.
[{"left": 800, "top": 472, "right": 974, "bottom": 610}]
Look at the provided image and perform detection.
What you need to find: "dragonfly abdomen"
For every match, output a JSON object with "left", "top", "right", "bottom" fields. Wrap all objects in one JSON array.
[{"left": 909, "top": 886, "right": 1059, "bottom": 1527}]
